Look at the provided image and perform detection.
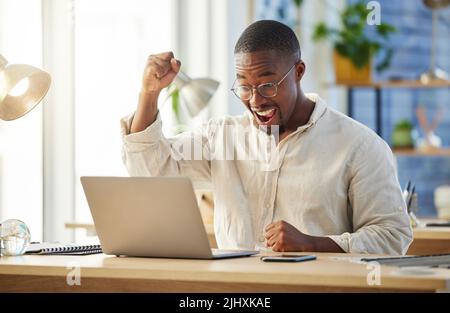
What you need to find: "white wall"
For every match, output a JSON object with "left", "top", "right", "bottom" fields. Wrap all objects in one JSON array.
[
  {"left": 298, "top": 0, "right": 347, "bottom": 112},
  {"left": 0, "top": 0, "right": 44, "bottom": 242},
  {"left": 165, "top": 0, "right": 251, "bottom": 128},
  {"left": 41, "top": 0, "right": 76, "bottom": 243}
]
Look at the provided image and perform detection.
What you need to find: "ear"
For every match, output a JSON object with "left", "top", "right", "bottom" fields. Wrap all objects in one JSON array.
[{"left": 295, "top": 61, "right": 306, "bottom": 81}]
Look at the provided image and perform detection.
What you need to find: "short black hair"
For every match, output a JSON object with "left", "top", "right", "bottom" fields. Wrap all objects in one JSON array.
[{"left": 234, "top": 20, "right": 301, "bottom": 58}]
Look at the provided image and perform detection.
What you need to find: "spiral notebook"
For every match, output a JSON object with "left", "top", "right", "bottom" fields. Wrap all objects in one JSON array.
[{"left": 26, "top": 243, "right": 102, "bottom": 255}]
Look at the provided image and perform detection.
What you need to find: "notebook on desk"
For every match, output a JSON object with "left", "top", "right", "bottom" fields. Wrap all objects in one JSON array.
[{"left": 26, "top": 243, "right": 102, "bottom": 255}]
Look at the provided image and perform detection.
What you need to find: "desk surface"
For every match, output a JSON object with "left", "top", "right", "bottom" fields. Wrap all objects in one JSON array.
[
  {"left": 413, "top": 226, "right": 450, "bottom": 240},
  {"left": 407, "top": 219, "right": 450, "bottom": 255},
  {"left": 66, "top": 220, "right": 450, "bottom": 255},
  {"left": 1, "top": 252, "right": 450, "bottom": 292}
]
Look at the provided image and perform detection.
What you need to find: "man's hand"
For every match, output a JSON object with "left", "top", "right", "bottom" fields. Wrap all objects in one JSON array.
[
  {"left": 265, "top": 220, "right": 315, "bottom": 252},
  {"left": 130, "top": 51, "right": 181, "bottom": 134},
  {"left": 142, "top": 51, "right": 181, "bottom": 94},
  {"left": 265, "top": 220, "right": 345, "bottom": 253}
]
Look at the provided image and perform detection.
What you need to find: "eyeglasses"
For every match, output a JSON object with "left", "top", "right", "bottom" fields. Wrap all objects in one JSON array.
[{"left": 231, "top": 63, "right": 297, "bottom": 101}]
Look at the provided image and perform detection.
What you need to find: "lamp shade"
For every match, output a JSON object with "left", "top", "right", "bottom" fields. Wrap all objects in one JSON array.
[
  {"left": 0, "top": 54, "right": 51, "bottom": 121},
  {"left": 173, "top": 71, "right": 219, "bottom": 117}
]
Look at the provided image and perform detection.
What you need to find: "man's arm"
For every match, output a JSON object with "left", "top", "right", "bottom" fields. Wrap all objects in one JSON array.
[
  {"left": 121, "top": 51, "right": 212, "bottom": 189},
  {"left": 327, "top": 134, "right": 413, "bottom": 255},
  {"left": 130, "top": 52, "right": 180, "bottom": 133},
  {"left": 265, "top": 220, "right": 344, "bottom": 252},
  {"left": 130, "top": 90, "right": 159, "bottom": 134}
]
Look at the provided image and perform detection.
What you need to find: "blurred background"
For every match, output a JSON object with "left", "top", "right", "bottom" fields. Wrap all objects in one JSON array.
[{"left": 0, "top": 0, "right": 449, "bottom": 244}]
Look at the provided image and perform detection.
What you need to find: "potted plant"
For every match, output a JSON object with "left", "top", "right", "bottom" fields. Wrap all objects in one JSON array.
[
  {"left": 391, "top": 119, "right": 414, "bottom": 149},
  {"left": 312, "top": 1, "right": 396, "bottom": 84}
]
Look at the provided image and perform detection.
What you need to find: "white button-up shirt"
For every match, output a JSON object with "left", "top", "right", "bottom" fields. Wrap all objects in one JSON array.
[{"left": 121, "top": 93, "right": 412, "bottom": 255}]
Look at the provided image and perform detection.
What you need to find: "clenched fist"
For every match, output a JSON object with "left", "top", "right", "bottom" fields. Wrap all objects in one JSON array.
[
  {"left": 142, "top": 51, "right": 181, "bottom": 94},
  {"left": 130, "top": 51, "right": 181, "bottom": 134},
  {"left": 264, "top": 220, "right": 344, "bottom": 253}
]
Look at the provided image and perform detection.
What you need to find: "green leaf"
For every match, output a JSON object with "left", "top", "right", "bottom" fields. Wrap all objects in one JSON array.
[
  {"left": 370, "top": 41, "right": 382, "bottom": 54},
  {"left": 312, "top": 23, "right": 331, "bottom": 41},
  {"left": 376, "top": 48, "right": 394, "bottom": 72},
  {"left": 394, "top": 119, "right": 413, "bottom": 130},
  {"left": 376, "top": 23, "right": 397, "bottom": 38},
  {"left": 171, "top": 88, "right": 180, "bottom": 122},
  {"left": 293, "top": 0, "right": 303, "bottom": 7}
]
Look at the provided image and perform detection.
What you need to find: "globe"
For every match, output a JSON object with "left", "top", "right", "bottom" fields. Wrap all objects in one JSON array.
[{"left": 0, "top": 219, "right": 31, "bottom": 256}]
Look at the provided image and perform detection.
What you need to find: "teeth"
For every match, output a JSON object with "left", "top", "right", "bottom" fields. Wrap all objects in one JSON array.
[{"left": 255, "top": 109, "right": 275, "bottom": 116}]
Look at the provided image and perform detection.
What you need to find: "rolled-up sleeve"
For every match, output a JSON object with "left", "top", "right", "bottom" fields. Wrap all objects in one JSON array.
[
  {"left": 121, "top": 112, "right": 213, "bottom": 189},
  {"left": 328, "top": 134, "right": 413, "bottom": 255}
]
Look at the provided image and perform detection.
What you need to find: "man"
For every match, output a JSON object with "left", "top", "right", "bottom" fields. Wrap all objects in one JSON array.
[{"left": 121, "top": 20, "right": 412, "bottom": 254}]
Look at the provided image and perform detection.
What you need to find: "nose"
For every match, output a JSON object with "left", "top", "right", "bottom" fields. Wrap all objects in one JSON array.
[{"left": 249, "top": 87, "right": 265, "bottom": 107}]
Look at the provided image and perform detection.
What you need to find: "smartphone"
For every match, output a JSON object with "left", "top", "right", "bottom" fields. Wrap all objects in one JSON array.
[{"left": 260, "top": 255, "right": 316, "bottom": 262}]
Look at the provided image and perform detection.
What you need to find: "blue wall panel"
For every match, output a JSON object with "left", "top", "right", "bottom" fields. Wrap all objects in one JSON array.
[{"left": 350, "top": 0, "right": 450, "bottom": 216}]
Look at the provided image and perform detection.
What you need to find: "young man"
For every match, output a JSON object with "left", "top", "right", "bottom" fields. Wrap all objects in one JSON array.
[{"left": 121, "top": 20, "right": 412, "bottom": 255}]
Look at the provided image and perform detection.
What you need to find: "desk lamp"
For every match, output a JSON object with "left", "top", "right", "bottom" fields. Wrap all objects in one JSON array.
[
  {"left": 0, "top": 54, "right": 51, "bottom": 256},
  {"left": 172, "top": 71, "right": 219, "bottom": 117},
  {"left": 0, "top": 54, "right": 51, "bottom": 121}
]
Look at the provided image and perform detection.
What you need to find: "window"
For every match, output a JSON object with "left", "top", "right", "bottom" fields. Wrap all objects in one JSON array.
[
  {"left": 0, "top": 0, "right": 43, "bottom": 241},
  {"left": 73, "top": 0, "right": 174, "bottom": 239}
]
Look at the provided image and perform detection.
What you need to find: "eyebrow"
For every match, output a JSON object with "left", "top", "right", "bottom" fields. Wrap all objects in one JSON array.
[{"left": 236, "top": 71, "right": 277, "bottom": 79}]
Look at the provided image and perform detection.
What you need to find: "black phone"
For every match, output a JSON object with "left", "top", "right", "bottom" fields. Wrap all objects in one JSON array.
[{"left": 260, "top": 255, "right": 316, "bottom": 262}]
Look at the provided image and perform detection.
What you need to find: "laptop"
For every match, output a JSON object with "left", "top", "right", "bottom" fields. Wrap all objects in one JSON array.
[{"left": 80, "top": 176, "right": 258, "bottom": 259}]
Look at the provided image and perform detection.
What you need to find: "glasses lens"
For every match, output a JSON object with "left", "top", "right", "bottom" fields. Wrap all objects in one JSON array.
[
  {"left": 258, "top": 83, "right": 277, "bottom": 98},
  {"left": 234, "top": 86, "right": 252, "bottom": 100}
]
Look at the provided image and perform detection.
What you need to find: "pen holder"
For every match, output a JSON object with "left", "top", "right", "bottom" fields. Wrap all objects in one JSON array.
[
  {"left": 409, "top": 193, "right": 419, "bottom": 214},
  {"left": 408, "top": 193, "right": 422, "bottom": 227}
]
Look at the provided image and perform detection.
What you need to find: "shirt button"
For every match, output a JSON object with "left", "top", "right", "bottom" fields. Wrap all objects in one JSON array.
[
  {"left": 265, "top": 203, "right": 270, "bottom": 209},
  {"left": 259, "top": 235, "right": 265, "bottom": 242}
]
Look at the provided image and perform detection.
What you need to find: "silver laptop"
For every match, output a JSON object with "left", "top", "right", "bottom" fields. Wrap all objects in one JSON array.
[{"left": 80, "top": 176, "right": 258, "bottom": 259}]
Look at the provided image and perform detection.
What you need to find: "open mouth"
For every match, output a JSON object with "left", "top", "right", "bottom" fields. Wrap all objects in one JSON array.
[{"left": 253, "top": 108, "right": 277, "bottom": 124}]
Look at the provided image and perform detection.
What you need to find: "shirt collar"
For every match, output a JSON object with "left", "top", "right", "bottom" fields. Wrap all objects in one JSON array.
[{"left": 303, "top": 93, "right": 327, "bottom": 127}]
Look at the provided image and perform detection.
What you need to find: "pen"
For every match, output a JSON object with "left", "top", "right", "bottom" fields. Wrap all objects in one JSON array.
[
  {"left": 407, "top": 184, "right": 416, "bottom": 213},
  {"left": 403, "top": 180, "right": 411, "bottom": 203}
]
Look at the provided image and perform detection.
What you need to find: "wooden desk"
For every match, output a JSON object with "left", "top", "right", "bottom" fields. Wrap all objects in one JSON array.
[
  {"left": 65, "top": 221, "right": 450, "bottom": 255},
  {"left": 1, "top": 253, "right": 449, "bottom": 292},
  {"left": 407, "top": 226, "right": 450, "bottom": 255}
]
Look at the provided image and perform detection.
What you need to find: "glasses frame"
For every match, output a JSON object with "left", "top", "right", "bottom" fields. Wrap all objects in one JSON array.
[{"left": 231, "top": 63, "right": 297, "bottom": 101}]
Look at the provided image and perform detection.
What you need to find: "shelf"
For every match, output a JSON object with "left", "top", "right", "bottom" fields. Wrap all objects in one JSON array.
[
  {"left": 327, "top": 79, "right": 450, "bottom": 136},
  {"left": 330, "top": 79, "right": 450, "bottom": 89},
  {"left": 393, "top": 148, "right": 450, "bottom": 156}
]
